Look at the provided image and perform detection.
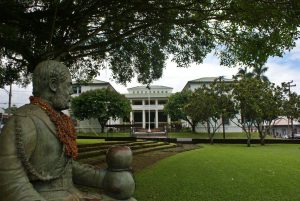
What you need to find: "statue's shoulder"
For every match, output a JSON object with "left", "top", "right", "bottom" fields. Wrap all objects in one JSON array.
[{"left": 14, "top": 104, "right": 44, "bottom": 118}]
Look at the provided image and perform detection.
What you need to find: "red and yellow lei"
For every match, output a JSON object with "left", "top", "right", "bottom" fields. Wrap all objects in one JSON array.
[{"left": 30, "top": 96, "right": 78, "bottom": 159}]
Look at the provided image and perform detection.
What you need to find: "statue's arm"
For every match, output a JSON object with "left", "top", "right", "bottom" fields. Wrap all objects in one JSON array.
[
  {"left": 72, "top": 160, "right": 106, "bottom": 188},
  {"left": 0, "top": 116, "right": 46, "bottom": 201}
]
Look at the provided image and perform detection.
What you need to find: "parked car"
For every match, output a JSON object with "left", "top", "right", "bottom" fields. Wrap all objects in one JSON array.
[
  {"left": 288, "top": 134, "right": 300, "bottom": 139},
  {"left": 294, "top": 134, "right": 300, "bottom": 139}
]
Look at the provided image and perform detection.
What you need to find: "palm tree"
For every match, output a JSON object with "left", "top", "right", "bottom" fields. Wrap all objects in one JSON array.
[
  {"left": 251, "top": 65, "right": 269, "bottom": 82},
  {"left": 233, "top": 67, "right": 253, "bottom": 80}
]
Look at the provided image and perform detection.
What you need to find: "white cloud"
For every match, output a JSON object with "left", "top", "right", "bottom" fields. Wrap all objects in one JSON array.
[{"left": 99, "top": 54, "right": 239, "bottom": 93}]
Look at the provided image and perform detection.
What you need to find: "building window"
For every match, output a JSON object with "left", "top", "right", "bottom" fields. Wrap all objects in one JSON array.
[
  {"left": 145, "top": 100, "right": 155, "bottom": 105},
  {"left": 132, "top": 100, "right": 143, "bottom": 105},
  {"left": 158, "top": 100, "right": 167, "bottom": 105},
  {"left": 72, "top": 86, "right": 81, "bottom": 94},
  {"left": 223, "top": 117, "right": 230, "bottom": 125}
]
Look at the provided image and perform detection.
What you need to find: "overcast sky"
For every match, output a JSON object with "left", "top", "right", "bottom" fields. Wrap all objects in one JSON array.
[{"left": 1, "top": 40, "right": 300, "bottom": 108}]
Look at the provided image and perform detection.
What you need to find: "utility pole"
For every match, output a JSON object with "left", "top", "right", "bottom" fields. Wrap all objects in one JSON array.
[
  {"left": 1, "top": 84, "right": 12, "bottom": 115},
  {"left": 282, "top": 80, "right": 296, "bottom": 138}
]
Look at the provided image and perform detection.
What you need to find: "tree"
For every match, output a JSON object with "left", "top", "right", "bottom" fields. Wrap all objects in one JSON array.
[
  {"left": 251, "top": 64, "right": 269, "bottom": 82},
  {"left": 71, "top": 88, "right": 131, "bottom": 133},
  {"left": 184, "top": 88, "right": 214, "bottom": 134},
  {"left": 164, "top": 91, "right": 199, "bottom": 132},
  {"left": 230, "top": 77, "right": 283, "bottom": 146},
  {"left": 1, "top": 0, "right": 299, "bottom": 85},
  {"left": 233, "top": 67, "right": 253, "bottom": 80},
  {"left": 186, "top": 80, "right": 236, "bottom": 144},
  {"left": 208, "top": 78, "right": 236, "bottom": 140},
  {"left": 282, "top": 92, "right": 300, "bottom": 138}
]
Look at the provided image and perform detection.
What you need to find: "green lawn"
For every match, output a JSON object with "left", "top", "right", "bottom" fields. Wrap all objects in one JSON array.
[
  {"left": 168, "top": 132, "right": 275, "bottom": 139},
  {"left": 76, "top": 139, "right": 105, "bottom": 144},
  {"left": 135, "top": 144, "right": 300, "bottom": 201},
  {"left": 77, "top": 131, "right": 276, "bottom": 139}
]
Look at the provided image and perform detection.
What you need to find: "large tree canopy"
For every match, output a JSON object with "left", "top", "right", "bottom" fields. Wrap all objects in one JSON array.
[{"left": 0, "top": 0, "right": 299, "bottom": 86}]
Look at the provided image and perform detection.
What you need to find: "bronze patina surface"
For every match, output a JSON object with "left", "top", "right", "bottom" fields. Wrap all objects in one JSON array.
[{"left": 0, "top": 60, "right": 136, "bottom": 201}]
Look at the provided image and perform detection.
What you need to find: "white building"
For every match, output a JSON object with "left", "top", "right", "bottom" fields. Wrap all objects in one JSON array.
[
  {"left": 125, "top": 85, "right": 172, "bottom": 129},
  {"left": 182, "top": 77, "right": 242, "bottom": 133},
  {"left": 71, "top": 80, "right": 120, "bottom": 133},
  {"left": 71, "top": 77, "right": 243, "bottom": 133}
]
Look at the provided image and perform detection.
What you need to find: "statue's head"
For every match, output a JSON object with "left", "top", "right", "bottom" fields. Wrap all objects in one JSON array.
[{"left": 32, "top": 60, "right": 72, "bottom": 111}]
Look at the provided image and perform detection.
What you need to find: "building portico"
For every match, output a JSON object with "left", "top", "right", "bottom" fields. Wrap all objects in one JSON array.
[{"left": 125, "top": 86, "right": 172, "bottom": 129}]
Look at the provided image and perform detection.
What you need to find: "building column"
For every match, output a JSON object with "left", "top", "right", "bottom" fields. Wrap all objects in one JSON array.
[
  {"left": 167, "top": 115, "right": 171, "bottom": 125},
  {"left": 155, "top": 109, "right": 158, "bottom": 128},
  {"left": 142, "top": 110, "right": 146, "bottom": 128},
  {"left": 130, "top": 112, "right": 133, "bottom": 123}
]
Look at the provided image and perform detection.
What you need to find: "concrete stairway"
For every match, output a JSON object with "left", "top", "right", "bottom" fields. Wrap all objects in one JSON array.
[{"left": 77, "top": 140, "right": 177, "bottom": 165}]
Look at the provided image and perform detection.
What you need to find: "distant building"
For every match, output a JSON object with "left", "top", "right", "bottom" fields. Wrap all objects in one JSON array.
[
  {"left": 71, "top": 80, "right": 120, "bottom": 133},
  {"left": 182, "top": 77, "right": 233, "bottom": 91},
  {"left": 125, "top": 85, "right": 172, "bottom": 129},
  {"left": 271, "top": 117, "right": 300, "bottom": 137},
  {"left": 182, "top": 77, "right": 242, "bottom": 133},
  {"left": 72, "top": 79, "right": 116, "bottom": 96}
]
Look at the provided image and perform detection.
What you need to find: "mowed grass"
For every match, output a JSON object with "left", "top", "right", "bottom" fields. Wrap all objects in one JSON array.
[
  {"left": 77, "top": 131, "right": 276, "bottom": 139},
  {"left": 135, "top": 144, "right": 300, "bottom": 201},
  {"left": 169, "top": 132, "right": 275, "bottom": 139},
  {"left": 76, "top": 139, "right": 105, "bottom": 144}
]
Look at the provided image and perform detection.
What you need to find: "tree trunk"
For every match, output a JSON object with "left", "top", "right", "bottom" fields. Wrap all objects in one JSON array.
[
  {"left": 222, "top": 117, "right": 225, "bottom": 139},
  {"left": 206, "top": 121, "right": 210, "bottom": 134},
  {"left": 209, "top": 135, "right": 214, "bottom": 145},
  {"left": 247, "top": 137, "right": 251, "bottom": 147},
  {"left": 98, "top": 118, "right": 106, "bottom": 133},
  {"left": 260, "top": 136, "right": 265, "bottom": 146},
  {"left": 192, "top": 124, "right": 196, "bottom": 132},
  {"left": 101, "top": 124, "right": 105, "bottom": 133}
]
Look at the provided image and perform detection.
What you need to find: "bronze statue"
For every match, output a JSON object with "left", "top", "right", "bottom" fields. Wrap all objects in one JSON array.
[{"left": 0, "top": 60, "right": 136, "bottom": 201}]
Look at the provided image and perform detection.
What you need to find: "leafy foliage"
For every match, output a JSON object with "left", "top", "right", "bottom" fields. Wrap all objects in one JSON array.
[
  {"left": 0, "top": 0, "right": 299, "bottom": 85},
  {"left": 163, "top": 91, "right": 198, "bottom": 131},
  {"left": 230, "top": 77, "right": 283, "bottom": 146},
  {"left": 282, "top": 92, "right": 300, "bottom": 137},
  {"left": 71, "top": 88, "right": 131, "bottom": 132}
]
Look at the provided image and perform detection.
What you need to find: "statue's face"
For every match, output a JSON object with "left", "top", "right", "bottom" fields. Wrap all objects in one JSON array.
[{"left": 52, "top": 73, "right": 73, "bottom": 111}]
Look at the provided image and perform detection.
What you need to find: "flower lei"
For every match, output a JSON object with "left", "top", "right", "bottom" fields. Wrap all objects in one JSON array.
[{"left": 30, "top": 96, "right": 78, "bottom": 159}]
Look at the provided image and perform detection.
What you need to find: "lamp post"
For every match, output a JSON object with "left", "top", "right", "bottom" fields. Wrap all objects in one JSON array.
[{"left": 147, "top": 85, "right": 151, "bottom": 133}]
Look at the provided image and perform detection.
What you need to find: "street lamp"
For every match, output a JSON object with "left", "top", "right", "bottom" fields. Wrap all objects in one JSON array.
[{"left": 147, "top": 85, "right": 151, "bottom": 133}]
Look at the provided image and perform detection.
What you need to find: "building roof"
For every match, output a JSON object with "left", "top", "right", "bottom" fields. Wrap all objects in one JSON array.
[
  {"left": 182, "top": 76, "right": 233, "bottom": 91},
  {"left": 72, "top": 79, "right": 110, "bottom": 85},
  {"left": 72, "top": 79, "right": 117, "bottom": 92},
  {"left": 188, "top": 77, "right": 233, "bottom": 83},
  {"left": 127, "top": 85, "right": 173, "bottom": 90},
  {"left": 273, "top": 118, "right": 300, "bottom": 126}
]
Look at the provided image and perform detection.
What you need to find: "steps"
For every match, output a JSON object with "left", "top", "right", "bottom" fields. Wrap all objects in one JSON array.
[{"left": 77, "top": 140, "right": 177, "bottom": 165}]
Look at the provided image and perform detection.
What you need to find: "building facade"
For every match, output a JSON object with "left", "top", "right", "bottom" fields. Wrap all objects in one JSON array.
[
  {"left": 71, "top": 80, "right": 120, "bottom": 133},
  {"left": 125, "top": 86, "right": 172, "bottom": 129},
  {"left": 182, "top": 77, "right": 242, "bottom": 133},
  {"left": 71, "top": 77, "right": 244, "bottom": 133}
]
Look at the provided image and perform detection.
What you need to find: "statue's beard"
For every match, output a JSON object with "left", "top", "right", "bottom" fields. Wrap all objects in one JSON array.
[{"left": 49, "top": 94, "right": 70, "bottom": 111}]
